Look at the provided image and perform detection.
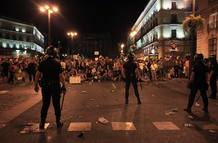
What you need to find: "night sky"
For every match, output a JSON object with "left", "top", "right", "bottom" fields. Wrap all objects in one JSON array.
[{"left": 0, "top": 0, "right": 148, "bottom": 49}]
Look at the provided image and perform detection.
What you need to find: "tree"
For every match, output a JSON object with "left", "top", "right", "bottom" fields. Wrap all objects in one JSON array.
[{"left": 182, "top": 14, "right": 204, "bottom": 77}]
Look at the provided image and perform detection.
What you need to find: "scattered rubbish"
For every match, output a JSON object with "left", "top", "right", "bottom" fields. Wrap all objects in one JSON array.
[
  {"left": 165, "top": 111, "right": 176, "bottom": 116},
  {"left": 195, "top": 102, "right": 200, "bottom": 107},
  {"left": 184, "top": 123, "right": 193, "bottom": 127},
  {"left": 188, "top": 115, "right": 194, "bottom": 120},
  {"left": 111, "top": 89, "right": 115, "bottom": 93},
  {"left": 171, "top": 108, "right": 178, "bottom": 112},
  {"left": 209, "top": 130, "right": 216, "bottom": 134},
  {"left": 112, "top": 83, "right": 117, "bottom": 89},
  {"left": 165, "top": 108, "right": 178, "bottom": 116},
  {"left": 19, "top": 123, "right": 49, "bottom": 134},
  {"left": 77, "top": 132, "right": 84, "bottom": 138},
  {"left": 98, "top": 117, "right": 109, "bottom": 125},
  {"left": 81, "top": 91, "right": 88, "bottom": 94}
]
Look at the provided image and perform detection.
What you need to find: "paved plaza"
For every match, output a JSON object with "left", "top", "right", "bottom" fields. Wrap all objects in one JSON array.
[{"left": 0, "top": 79, "right": 218, "bottom": 143}]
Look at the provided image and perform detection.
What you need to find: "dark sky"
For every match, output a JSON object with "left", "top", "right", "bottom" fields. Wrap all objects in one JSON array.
[{"left": 0, "top": 0, "right": 148, "bottom": 47}]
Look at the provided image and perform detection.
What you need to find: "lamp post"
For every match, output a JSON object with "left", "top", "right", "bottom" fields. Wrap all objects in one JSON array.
[
  {"left": 192, "top": 0, "right": 196, "bottom": 15},
  {"left": 120, "top": 43, "right": 125, "bottom": 56},
  {"left": 67, "top": 31, "right": 78, "bottom": 55},
  {"left": 39, "top": 4, "right": 59, "bottom": 45}
]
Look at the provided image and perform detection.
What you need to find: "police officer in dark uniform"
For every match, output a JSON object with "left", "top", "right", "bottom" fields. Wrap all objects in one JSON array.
[
  {"left": 122, "top": 53, "right": 141, "bottom": 104},
  {"left": 209, "top": 56, "right": 217, "bottom": 99},
  {"left": 184, "top": 54, "right": 209, "bottom": 113},
  {"left": 34, "top": 46, "right": 66, "bottom": 129}
]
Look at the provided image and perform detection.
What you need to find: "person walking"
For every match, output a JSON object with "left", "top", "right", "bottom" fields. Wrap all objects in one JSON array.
[
  {"left": 122, "top": 53, "right": 141, "bottom": 105},
  {"left": 209, "top": 56, "right": 217, "bottom": 99},
  {"left": 34, "top": 46, "right": 66, "bottom": 130},
  {"left": 184, "top": 54, "right": 209, "bottom": 113}
]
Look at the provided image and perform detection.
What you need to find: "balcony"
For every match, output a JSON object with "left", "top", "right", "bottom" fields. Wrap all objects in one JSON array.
[{"left": 207, "top": 21, "right": 218, "bottom": 32}]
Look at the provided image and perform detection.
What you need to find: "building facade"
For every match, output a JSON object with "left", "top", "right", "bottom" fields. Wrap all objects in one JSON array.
[
  {"left": 128, "top": 0, "right": 193, "bottom": 59},
  {"left": 197, "top": 0, "right": 218, "bottom": 59},
  {"left": 0, "top": 17, "right": 44, "bottom": 56},
  {"left": 77, "top": 33, "right": 113, "bottom": 58}
]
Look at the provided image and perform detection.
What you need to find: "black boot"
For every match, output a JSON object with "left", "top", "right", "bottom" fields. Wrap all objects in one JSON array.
[
  {"left": 39, "top": 122, "right": 45, "bottom": 130},
  {"left": 57, "top": 121, "right": 63, "bottom": 128}
]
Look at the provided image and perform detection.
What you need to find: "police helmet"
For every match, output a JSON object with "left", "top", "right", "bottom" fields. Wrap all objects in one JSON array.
[
  {"left": 45, "top": 45, "right": 59, "bottom": 58},
  {"left": 194, "top": 54, "right": 203, "bottom": 62}
]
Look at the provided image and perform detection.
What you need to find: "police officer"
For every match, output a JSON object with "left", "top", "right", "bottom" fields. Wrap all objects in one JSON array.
[
  {"left": 122, "top": 53, "right": 141, "bottom": 104},
  {"left": 184, "top": 54, "right": 209, "bottom": 113},
  {"left": 209, "top": 56, "right": 217, "bottom": 99},
  {"left": 34, "top": 46, "right": 66, "bottom": 129}
]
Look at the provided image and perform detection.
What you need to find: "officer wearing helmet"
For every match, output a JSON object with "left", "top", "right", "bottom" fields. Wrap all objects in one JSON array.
[
  {"left": 34, "top": 46, "right": 66, "bottom": 129},
  {"left": 122, "top": 53, "right": 141, "bottom": 104},
  {"left": 184, "top": 54, "right": 209, "bottom": 113}
]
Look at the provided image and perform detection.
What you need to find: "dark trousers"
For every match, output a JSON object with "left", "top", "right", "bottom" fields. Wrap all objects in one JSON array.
[
  {"left": 187, "top": 85, "right": 208, "bottom": 110},
  {"left": 8, "top": 72, "right": 14, "bottom": 84},
  {"left": 210, "top": 78, "right": 217, "bottom": 98},
  {"left": 125, "top": 78, "right": 141, "bottom": 103},
  {"left": 41, "top": 87, "right": 61, "bottom": 124}
]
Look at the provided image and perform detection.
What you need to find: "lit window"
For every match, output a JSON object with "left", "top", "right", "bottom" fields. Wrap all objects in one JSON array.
[
  {"left": 209, "top": 38, "right": 217, "bottom": 56},
  {"left": 209, "top": 12, "right": 218, "bottom": 29},
  {"left": 9, "top": 43, "right": 13, "bottom": 48},
  {"left": 15, "top": 27, "right": 19, "bottom": 32},
  {"left": 2, "top": 42, "right": 7, "bottom": 48},
  {"left": 16, "top": 43, "right": 20, "bottom": 49},
  {"left": 21, "top": 28, "right": 26, "bottom": 33}
]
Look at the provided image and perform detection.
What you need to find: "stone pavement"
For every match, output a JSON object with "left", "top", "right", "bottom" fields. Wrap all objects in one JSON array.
[{"left": 0, "top": 80, "right": 217, "bottom": 143}]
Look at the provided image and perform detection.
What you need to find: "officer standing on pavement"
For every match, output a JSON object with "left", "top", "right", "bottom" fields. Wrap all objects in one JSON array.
[
  {"left": 184, "top": 54, "right": 209, "bottom": 113},
  {"left": 209, "top": 56, "right": 217, "bottom": 99},
  {"left": 122, "top": 53, "right": 141, "bottom": 105},
  {"left": 34, "top": 46, "right": 66, "bottom": 129}
]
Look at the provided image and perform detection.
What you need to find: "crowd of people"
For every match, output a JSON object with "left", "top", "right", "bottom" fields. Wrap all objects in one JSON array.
[{"left": 0, "top": 55, "right": 216, "bottom": 85}]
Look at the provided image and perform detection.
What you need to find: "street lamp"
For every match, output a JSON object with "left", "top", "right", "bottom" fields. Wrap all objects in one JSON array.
[
  {"left": 120, "top": 43, "right": 125, "bottom": 57},
  {"left": 67, "top": 31, "right": 78, "bottom": 55},
  {"left": 39, "top": 4, "right": 59, "bottom": 45},
  {"left": 67, "top": 32, "right": 78, "bottom": 38}
]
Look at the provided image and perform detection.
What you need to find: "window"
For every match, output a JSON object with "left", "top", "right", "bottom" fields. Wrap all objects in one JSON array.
[
  {"left": 171, "top": 30, "right": 177, "bottom": 38},
  {"left": 171, "top": 14, "right": 178, "bottom": 23},
  {"left": 209, "top": 12, "right": 218, "bottom": 29},
  {"left": 209, "top": 38, "right": 217, "bottom": 56},
  {"left": 172, "top": 2, "right": 177, "bottom": 9}
]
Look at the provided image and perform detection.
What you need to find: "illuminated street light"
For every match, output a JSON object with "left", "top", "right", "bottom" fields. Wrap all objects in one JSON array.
[
  {"left": 39, "top": 4, "right": 59, "bottom": 45},
  {"left": 67, "top": 31, "right": 78, "bottom": 39},
  {"left": 67, "top": 31, "right": 78, "bottom": 55},
  {"left": 130, "top": 31, "right": 137, "bottom": 38},
  {"left": 121, "top": 43, "right": 125, "bottom": 49}
]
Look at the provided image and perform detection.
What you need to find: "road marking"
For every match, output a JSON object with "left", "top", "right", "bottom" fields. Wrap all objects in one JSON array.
[
  {"left": 0, "top": 90, "right": 9, "bottom": 95},
  {"left": 20, "top": 123, "right": 49, "bottom": 134},
  {"left": 153, "top": 122, "right": 180, "bottom": 130},
  {"left": 68, "top": 122, "right": 92, "bottom": 132},
  {"left": 111, "top": 122, "right": 136, "bottom": 131}
]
